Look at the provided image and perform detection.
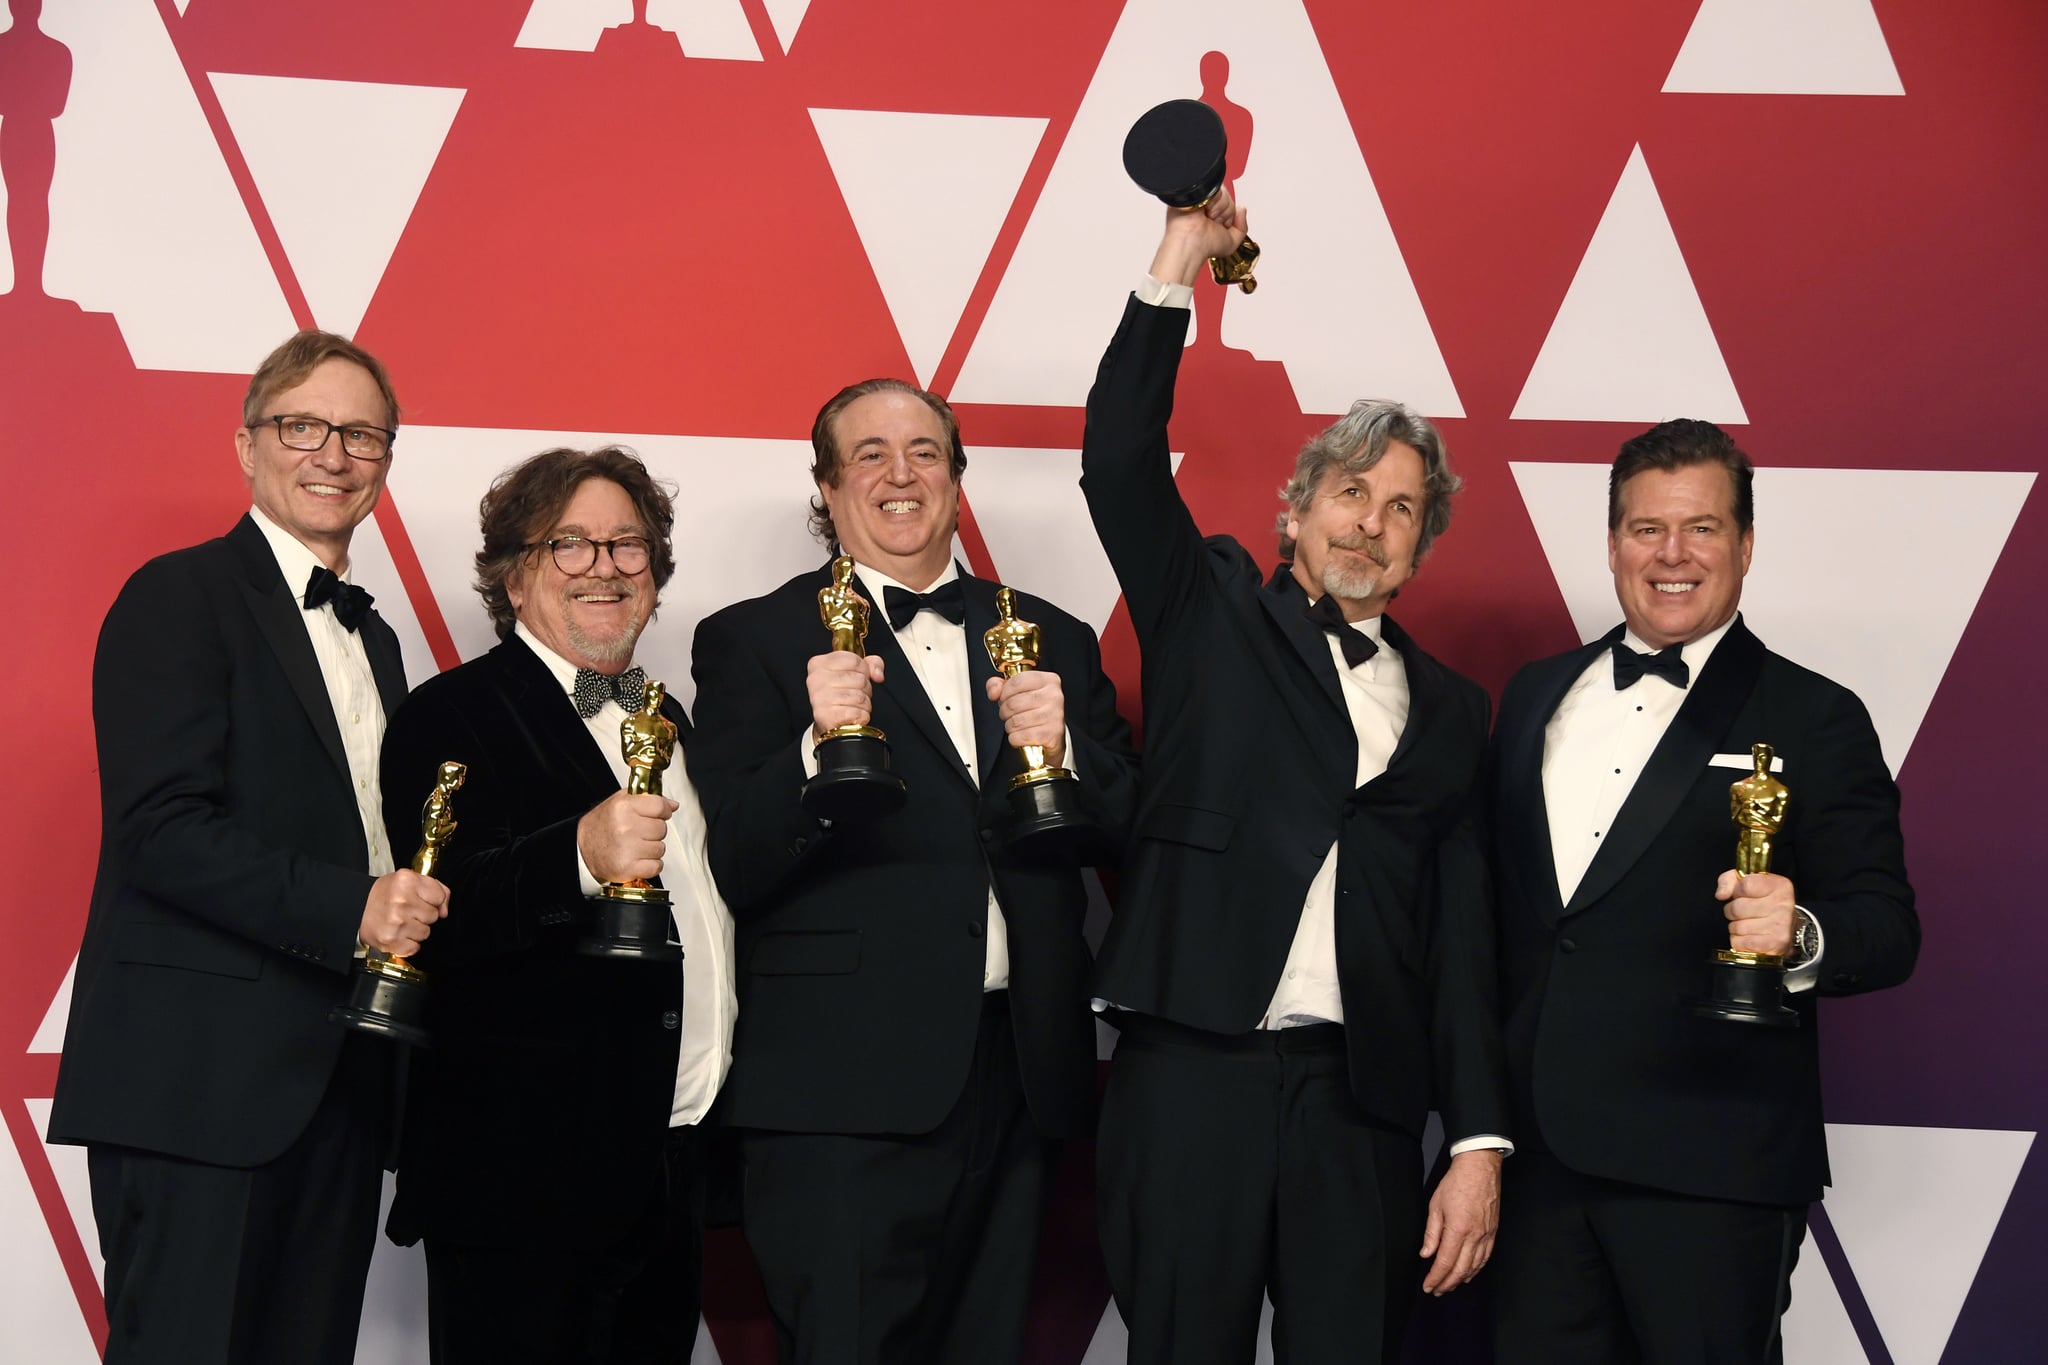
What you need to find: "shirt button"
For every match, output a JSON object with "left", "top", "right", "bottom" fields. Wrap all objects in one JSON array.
[
  {"left": 661, "top": 1010, "right": 680, "bottom": 1029},
  {"left": 1286, "top": 968, "right": 1298, "bottom": 979}
]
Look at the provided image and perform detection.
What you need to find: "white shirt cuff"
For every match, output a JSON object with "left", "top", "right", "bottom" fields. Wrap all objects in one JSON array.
[
  {"left": 576, "top": 845, "right": 602, "bottom": 898},
  {"left": 798, "top": 728, "right": 821, "bottom": 781},
  {"left": 1448, "top": 1135, "right": 1515, "bottom": 1157},
  {"left": 1135, "top": 275, "right": 1193, "bottom": 310}
]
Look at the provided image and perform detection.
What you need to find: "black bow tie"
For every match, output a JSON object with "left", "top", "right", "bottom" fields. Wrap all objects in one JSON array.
[
  {"left": 1611, "top": 641, "right": 1689, "bottom": 690},
  {"left": 1304, "top": 593, "right": 1378, "bottom": 669},
  {"left": 303, "top": 565, "right": 373, "bottom": 632},
  {"left": 883, "top": 580, "right": 965, "bottom": 632},
  {"left": 573, "top": 664, "right": 647, "bottom": 720}
]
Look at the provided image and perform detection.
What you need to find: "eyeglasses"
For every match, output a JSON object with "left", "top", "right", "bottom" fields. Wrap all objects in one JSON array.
[
  {"left": 261, "top": 414, "right": 395, "bottom": 462},
  {"left": 532, "top": 535, "right": 653, "bottom": 575}
]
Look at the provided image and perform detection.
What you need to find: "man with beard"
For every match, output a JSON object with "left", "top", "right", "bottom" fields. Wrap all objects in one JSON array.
[
  {"left": 1077, "top": 191, "right": 1511, "bottom": 1363},
  {"left": 378, "top": 446, "right": 734, "bottom": 1363},
  {"left": 687, "top": 379, "right": 1139, "bottom": 1364},
  {"left": 49, "top": 330, "right": 439, "bottom": 1363},
  {"left": 1485, "top": 420, "right": 1918, "bottom": 1364}
]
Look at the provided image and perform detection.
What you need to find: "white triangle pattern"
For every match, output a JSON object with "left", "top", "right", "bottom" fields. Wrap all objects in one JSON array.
[
  {"left": 762, "top": 0, "right": 812, "bottom": 54},
  {"left": 24, "top": 1100, "right": 102, "bottom": 1290},
  {"left": 657, "top": 0, "right": 762, "bottom": 61},
  {"left": 1780, "top": 1233, "right": 1873, "bottom": 1365},
  {"left": 28, "top": 958, "right": 75, "bottom": 1054},
  {"left": 1510, "top": 462, "right": 2034, "bottom": 775},
  {"left": 1512, "top": 146, "right": 1746, "bottom": 424},
  {"left": 0, "top": 1118, "right": 99, "bottom": 1363},
  {"left": 209, "top": 74, "right": 466, "bottom": 339},
  {"left": 1822, "top": 1123, "right": 2035, "bottom": 1365},
  {"left": 35, "top": 0, "right": 297, "bottom": 371},
  {"left": 349, "top": 513, "right": 441, "bottom": 690},
  {"left": 810, "top": 109, "right": 1047, "bottom": 387},
  {"left": 1664, "top": 0, "right": 1904, "bottom": 96},
  {"left": 951, "top": 0, "right": 1462, "bottom": 416},
  {"left": 965, "top": 447, "right": 1183, "bottom": 638}
]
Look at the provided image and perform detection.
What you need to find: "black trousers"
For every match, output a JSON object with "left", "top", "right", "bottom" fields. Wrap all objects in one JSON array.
[
  {"left": 1488, "top": 1150, "right": 1806, "bottom": 1365},
  {"left": 1096, "top": 1014, "right": 1425, "bottom": 1365},
  {"left": 741, "top": 993, "right": 1055, "bottom": 1365},
  {"left": 88, "top": 1034, "right": 390, "bottom": 1365},
  {"left": 423, "top": 1122, "right": 706, "bottom": 1365}
]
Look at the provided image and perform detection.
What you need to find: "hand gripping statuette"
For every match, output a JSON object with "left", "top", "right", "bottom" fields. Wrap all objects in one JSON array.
[
  {"left": 330, "top": 759, "right": 465, "bottom": 1046},
  {"left": 579, "top": 680, "right": 683, "bottom": 961},
  {"left": 984, "top": 586, "right": 1093, "bottom": 853},
  {"left": 1692, "top": 743, "right": 1800, "bottom": 1028},
  {"left": 1122, "top": 98, "right": 1261, "bottom": 292},
  {"left": 801, "top": 556, "right": 908, "bottom": 824}
]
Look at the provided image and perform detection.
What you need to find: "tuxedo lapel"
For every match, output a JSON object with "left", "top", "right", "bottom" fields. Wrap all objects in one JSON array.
[
  {"left": 1379, "top": 615, "right": 1437, "bottom": 780},
  {"left": 1562, "top": 620, "right": 1765, "bottom": 918},
  {"left": 959, "top": 573, "right": 1010, "bottom": 786},
  {"left": 846, "top": 575, "right": 975, "bottom": 792},
  {"left": 1253, "top": 568, "right": 1354, "bottom": 789},
  {"left": 491, "top": 636, "right": 621, "bottom": 799},
  {"left": 363, "top": 613, "right": 408, "bottom": 719},
  {"left": 227, "top": 517, "right": 350, "bottom": 784},
  {"left": 1513, "top": 635, "right": 1614, "bottom": 928}
]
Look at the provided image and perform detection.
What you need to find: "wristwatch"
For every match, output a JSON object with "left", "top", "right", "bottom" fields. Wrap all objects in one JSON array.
[{"left": 1788, "top": 906, "right": 1820, "bottom": 967}]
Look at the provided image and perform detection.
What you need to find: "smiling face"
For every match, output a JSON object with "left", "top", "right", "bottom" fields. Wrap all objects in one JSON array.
[
  {"left": 234, "top": 357, "right": 392, "bottom": 569},
  {"left": 817, "top": 389, "right": 960, "bottom": 589},
  {"left": 1285, "top": 440, "right": 1426, "bottom": 620},
  {"left": 506, "top": 477, "right": 656, "bottom": 673},
  {"left": 1608, "top": 462, "right": 1753, "bottom": 649}
]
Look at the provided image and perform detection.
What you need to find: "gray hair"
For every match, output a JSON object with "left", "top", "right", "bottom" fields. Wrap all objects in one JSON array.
[{"left": 1275, "top": 399, "right": 1461, "bottom": 562}]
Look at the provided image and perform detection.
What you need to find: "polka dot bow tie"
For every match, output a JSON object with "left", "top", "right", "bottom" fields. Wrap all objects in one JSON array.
[{"left": 572, "top": 665, "right": 647, "bottom": 720}]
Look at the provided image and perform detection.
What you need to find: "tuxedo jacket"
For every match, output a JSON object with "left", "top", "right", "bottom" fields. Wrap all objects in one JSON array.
[
  {"left": 1078, "top": 295, "right": 1509, "bottom": 1145},
  {"left": 49, "top": 515, "right": 406, "bottom": 1167},
  {"left": 378, "top": 635, "right": 687, "bottom": 1248},
  {"left": 688, "top": 564, "right": 1139, "bottom": 1141},
  {"left": 1491, "top": 619, "right": 1919, "bottom": 1206}
]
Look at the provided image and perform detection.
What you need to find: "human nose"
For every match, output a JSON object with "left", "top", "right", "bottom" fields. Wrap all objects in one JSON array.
[{"left": 308, "top": 429, "right": 350, "bottom": 469}]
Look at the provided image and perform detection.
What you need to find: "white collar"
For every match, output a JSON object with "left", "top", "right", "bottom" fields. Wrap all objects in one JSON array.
[{"left": 250, "top": 505, "right": 349, "bottom": 601}]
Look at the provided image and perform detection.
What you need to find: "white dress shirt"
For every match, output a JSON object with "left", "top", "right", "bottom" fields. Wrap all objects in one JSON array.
[
  {"left": 1542, "top": 617, "right": 1820, "bottom": 990},
  {"left": 250, "top": 508, "right": 393, "bottom": 882},
  {"left": 798, "top": 561, "right": 1011, "bottom": 991},
  {"left": 516, "top": 624, "right": 738, "bottom": 1126}
]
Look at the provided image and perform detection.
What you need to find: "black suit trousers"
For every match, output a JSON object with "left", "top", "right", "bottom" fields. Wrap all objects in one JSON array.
[
  {"left": 422, "top": 1123, "right": 706, "bottom": 1365},
  {"left": 1096, "top": 1015, "right": 1425, "bottom": 1365},
  {"left": 88, "top": 1034, "right": 389, "bottom": 1365},
  {"left": 740, "top": 995, "right": 1054, "bottom": 1365},
  {"left": 1489, "top": 1151, "right": 1805, "bottom": 1365}
]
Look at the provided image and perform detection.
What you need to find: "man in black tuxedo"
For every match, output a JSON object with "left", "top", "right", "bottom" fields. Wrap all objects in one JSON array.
[
  {"left": 48, "top": 331, "right": 443, "bottom": 1364},
  {"left": 378, "top": 445, "right": 734, "bottom": 1363},
  {"left": 688, "top": 378, "right": 1140, "bottom": 1364},
  {"left": 1486, "top": 419, "right": 1920, "bottom": 1364},
  {"left": 1078, "top": 192, "right": 1510, "bottom": 1364}
]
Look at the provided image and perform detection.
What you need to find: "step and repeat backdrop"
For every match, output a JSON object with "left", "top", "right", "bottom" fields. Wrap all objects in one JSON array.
[{"left": 2, "top": 1, "right": 2042, "bottom": 1361}]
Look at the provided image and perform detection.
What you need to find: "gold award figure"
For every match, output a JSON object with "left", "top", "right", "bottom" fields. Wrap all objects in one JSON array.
[
  {"left": 1694, "top": 741, "right": 1799, "bottom": 1027},
  {"left": 983, "top": 586, "right": 1089, "bottom": 849},
  {"left": 985, "top": 587, "right": 1076, "bottom": 788},
  {"left": 581, "top": 680, "right": 682, "bottom": 960},
  {"left": 801, "top": 556, "right": 908, "bottom": 822},
  {"left": 330, "top": 759, "right": 466, "bottom": 1045}
]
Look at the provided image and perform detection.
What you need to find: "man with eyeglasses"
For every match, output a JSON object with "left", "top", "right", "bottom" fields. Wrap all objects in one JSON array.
[
  {"left": 49, "top": 330, "right": 442, "bottom": 1364},
  {"left": 376, "top": 445, "right": 734, "bottom": 1363}
]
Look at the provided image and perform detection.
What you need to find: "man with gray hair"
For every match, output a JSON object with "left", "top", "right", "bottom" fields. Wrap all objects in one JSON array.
[{"left": 1078, "top": 189, "right": 1511, "bottom": 1364}]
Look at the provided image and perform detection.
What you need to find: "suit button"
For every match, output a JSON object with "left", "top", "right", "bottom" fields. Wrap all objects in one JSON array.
[
  {"left": 789, "top": 836, "right": 809, "bottom": 856},
  {"left": 968, "top": 921, "right": 985, "bottom": 939},
  {"left": 980, "top": 828, "right": 997, "bottom": 846},
  {"left": 1559, "top": 938, "right": 1578, "bottom": 953},
  {"left": 661, "top": 1010, "right": 680, "bottom": 1029}
]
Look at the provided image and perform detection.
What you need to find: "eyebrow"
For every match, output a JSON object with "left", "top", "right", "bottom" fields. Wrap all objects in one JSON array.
[{"left": 850, "top": 436, "right": 943, "bottom": 452}]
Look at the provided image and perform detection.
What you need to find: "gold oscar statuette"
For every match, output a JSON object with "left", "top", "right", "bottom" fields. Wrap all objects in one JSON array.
[
  {"left": 1692, "top": 742, "right": 1800, "bottom": 1028},
  {"left": 983, "top": 586, "right": 1093, "bottom": 852},
  {"left": 800, "top": 556, "right": 908, "bottom": 823},
  {"left": 330, "top": 759, "right": 466, "bottom": 1046},
  {"left": 1122, "top": 98, "right": 1261, "bottom": 293},
  {"left": 579, "top": 680, "right": 683, "bottom": 961}
]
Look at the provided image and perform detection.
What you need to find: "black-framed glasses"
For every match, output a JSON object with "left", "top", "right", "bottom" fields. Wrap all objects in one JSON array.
[
  {"left": 532, "top": 535, "right": 653, "bottom": 575},
  {"left": 261, "top": 414, "right": 395, "bottom": 462}
]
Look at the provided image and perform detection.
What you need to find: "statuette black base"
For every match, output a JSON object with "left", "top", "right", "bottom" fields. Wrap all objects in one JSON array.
[
  {"left": 330, "top": 960, "right": 431, "bottom": 1046},
  {"left": 578, "top": 891, "right": 682, "bottom": 962},
  {"left": 1003, "top": 769, "right": 1093, "bottom": 857},
  {"left": 803, "top": 731, "right": 907, "bottom": 825},
  {"left": 1689, "top": 953, "right": 1799, "bottom": 1029}
]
